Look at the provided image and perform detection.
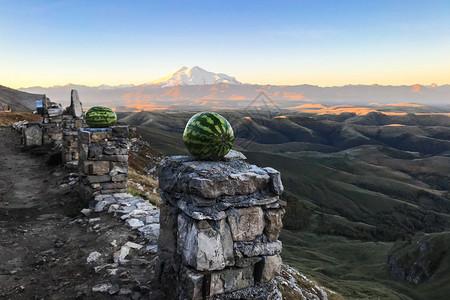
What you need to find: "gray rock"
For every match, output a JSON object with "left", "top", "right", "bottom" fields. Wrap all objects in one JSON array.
[
  {"left": 177, "top": 214, "right": 234, "bottom": 271},
  {"left": 23, "top": 124, "right": 43, "bottom": 146},
  {"left": 263, "top": 167, "right": 284, "bottom": 195},
  {"left": 125, "top": 218, "right": 144, "bottom": 229},
  {"left": 223, "top": 150, "right": 247, "bottom": 161},
  {"left": 70, "top": 89, "right": 83, "bottom": 118},
  {"left": 234, "top": 240, "right": 282, "bottom": 257},
  {"left": 138, "top": 223, "right": 160, "bottom": 240},
  {"left": 264, "top": 208, "right": 285, "bottom": 242},
  {"left": 254, "top": 255, "right": 282, "bottom": 283},
  {"left": 80, "top": 208, "right": 92, "bottom": 217},
  {"left": 92, "top": 283, "right": 113, "bottom": 293},
  {"left": 113, "top": 245, "right": 130, "bottom": 264},
  {"left": 227, "top": 207, "right": 265, "bottom": 242},
  {"left": 159, "top": 157, "right": 270, "bottom": 199},
  {"left": 86, "top": 251, "right": 102, "bottom": 263}
]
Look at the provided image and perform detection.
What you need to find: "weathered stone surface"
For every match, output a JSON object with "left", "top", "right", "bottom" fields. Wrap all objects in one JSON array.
[
  {"left": 263, "top": 167, "right": 284, "bottom": 195},
  {"left": 23, "top": 124, "right": 42, "bottom": 146},
  {"left": 111, "top": 174, "right": 127, "bottom": 182},
  {"left": 91, "top": 131, "right": 110, "bottom": 143},
  {"left": 101, "top": 181, "right": 127, "bottom": 190},
  {"left": 70, "top": 89, "right": 83, "bottom": 117},
  {"left": 159, "top": 157, "right": 270, "bottom": 199},
  {"left": 178, "top": 214, "right": 234, "bottom": 271},
  {"left": 125, "top": 218, "right": 144, "bottom": 229},
  {"left": 227, "top": 207, "right": 264, "bottom": 242},
  {"left": 254, "top": 255, "right": 282, "bottom": 283},
  {"left": 111, "top": 126, "right": 129, "bottom": 137},
  {"left": 79, "top": 131, "right": 90, "bottom": 144},
  {"left": 88, "top": 161, "right": 110, "bottom": 175},
  {"left": 158, "top": 204, "right": 178, "bottom": 253},
  {"left": 234, "top": 240, "right": 282, "bottom": 257},
  {"left": 212, "top": 265, "right": 254, "bottom": 294},
  {"left": 86, "top": 175, "right": 111, "bottom": 183},
  {"left": 264, "top": 208, "right": 285, "bottom": 242},
  {"left": 223, "top": 150, "right": 247, "bottom": 161},
  {"left": 109, "top": 161, "right": 128, "bottom": 176}
]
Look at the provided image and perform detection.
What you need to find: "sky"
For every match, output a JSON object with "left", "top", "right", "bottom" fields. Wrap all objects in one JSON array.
[{"left": 1, "top": 0, "right": 449, "bottom": 88}]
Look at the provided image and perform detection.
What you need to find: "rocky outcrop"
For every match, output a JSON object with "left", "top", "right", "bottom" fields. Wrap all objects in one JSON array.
[
  {"left": 387, "top": 232, "right": 450, "bottom": 284},
  {"left": 156, "top": 151, "right": 286, "bottom": 299}
]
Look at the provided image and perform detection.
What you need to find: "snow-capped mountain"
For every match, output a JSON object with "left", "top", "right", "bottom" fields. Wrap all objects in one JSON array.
[{"left": 151, "top": 66, "right": 241, "bottom": 87}]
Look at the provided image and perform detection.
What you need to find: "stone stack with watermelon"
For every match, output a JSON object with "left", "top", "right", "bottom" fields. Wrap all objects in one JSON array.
[
  {"left": 78, "top": 125, "right": 131, "bottom": 202},
  {"left": 157, "top": 151, "right": 286, "bottom": 299}
]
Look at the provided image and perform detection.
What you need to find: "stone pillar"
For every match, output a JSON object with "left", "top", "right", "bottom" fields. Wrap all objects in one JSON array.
[
  {"left": 156, "top": 151, "right": 285, "bottom": 299},
  {"left": 78, "top": 126, "right": 130, "bottom": 203},
  {"left": 61, "top": 115, "right": 84, "bottom": 167},
  {"left": 62, "top": 89, "right": 84, "bottom": 167},
  {"left": 41, "top": 102, "right": 63, "bottom": 147}
]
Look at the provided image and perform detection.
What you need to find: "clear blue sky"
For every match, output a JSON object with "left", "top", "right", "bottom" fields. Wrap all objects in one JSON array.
[{"left": 1, "top": 0, "right": 449, "bottom": 88}]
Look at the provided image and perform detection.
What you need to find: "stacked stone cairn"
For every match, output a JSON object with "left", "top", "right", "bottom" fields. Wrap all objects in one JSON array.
[
  {"left": 78, "top": 125, "right": 131, "bottom": 203},
  {"left": 156, "top": 150, "right": 285, "bottom": 299},
  {"left": 41, "top": 99, "right": 64, "bottom": 147},
  {"left": 61, "top": 90, "right": 84, "bottom": 167}
]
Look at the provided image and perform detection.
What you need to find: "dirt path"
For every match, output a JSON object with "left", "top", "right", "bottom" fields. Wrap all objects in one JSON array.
[{"left": 0, "top": 128, "right": 160, "bottom": 299}]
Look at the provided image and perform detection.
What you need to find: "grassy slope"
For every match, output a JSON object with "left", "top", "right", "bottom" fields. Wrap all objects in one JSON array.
[{"left": 119, "top": 112, "right": 450, "bottom": 299}]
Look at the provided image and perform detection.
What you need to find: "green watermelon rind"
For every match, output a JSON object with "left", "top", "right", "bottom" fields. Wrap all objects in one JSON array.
[
  {"left": 86, "top": 106, "right": 117, "bottom": 128},
  {"left": 183, "top": 111, "right": 234, "bottom": 160}
]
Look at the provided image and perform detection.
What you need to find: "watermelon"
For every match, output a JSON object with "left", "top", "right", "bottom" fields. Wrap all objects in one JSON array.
[
  {"left": 85, "top": 106, "right": 117, "bottom": 128},
  {"left": 183, "top": 112, "right": 234, "bottom": 160}
]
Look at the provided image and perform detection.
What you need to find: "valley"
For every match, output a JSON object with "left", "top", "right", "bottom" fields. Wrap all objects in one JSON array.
[{"left": 118, "top": 109, "right": 450, "bottom": 299}]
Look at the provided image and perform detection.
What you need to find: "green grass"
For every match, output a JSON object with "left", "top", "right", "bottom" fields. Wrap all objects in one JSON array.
[{"left": 281, "top": 230, "right": 450, "bottom": 300}]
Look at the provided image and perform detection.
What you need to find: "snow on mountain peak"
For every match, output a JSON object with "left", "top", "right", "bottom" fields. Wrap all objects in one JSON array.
[{"left": 151, "top": 66, "right": 241, "bottom": 87}]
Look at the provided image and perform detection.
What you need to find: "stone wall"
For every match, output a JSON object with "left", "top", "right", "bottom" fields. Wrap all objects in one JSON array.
[
  {"left": 61, "top": 115, "right": 84, "bottom": 166},
  {"left": 156, "top": 151, "right": 285, "bottom": 299},
  {"left": 78, "top": 126, "right": 130, "bottom": 203}
]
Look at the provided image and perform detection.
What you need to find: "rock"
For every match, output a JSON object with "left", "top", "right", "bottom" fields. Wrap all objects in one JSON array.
[
  {"left": 88, "top": 161, "right": 110, "bottom": 175},
  {"left": 177, "top": 214, "right": 234, "bottom": 271},
  {"left": 227, "top": 207, "right": 265, "bottom": 242},
  {"left": 264, "top": 208, "right": 285, "bottom": 242},
  {"left": 234, "top": 240, "right": 282, "bottom": 257},
  {"left": 125, "top": 241, "right": 143, "bottom": 250},
  {"left": 223, "top": 150, "right": 247, "bottom": 161},
  {"left": 23, "top": 124, "right": 43, "bottom": 146},
  {"left": 263, "top": 167, "right": 284, "bottom": 195},
  {"left": 159, "top": 157, "right": 270, "bottom": 199},
  {"left": 138, "top": 224, "right": 160, "bottom": 240},
  {"left": 86, "top": 251, "right": 102, "bottom": 264},
  {"left": 254, "top": 255, "right": 282, "bottom": 283},
  {"left": 80, "top": 208, "right": 92, "bottom": 217},
  {"left": 70, "top": 89, "right": 83, "bottom": 118},
  {"left": 92, "top": 283, "right": 114, "bottom": 293},
  {"left": 125, "top": 218, "right": 144, "bottom": 229},
  {"left": 113, "top": 245, "right": 131, "bottom": 264}
]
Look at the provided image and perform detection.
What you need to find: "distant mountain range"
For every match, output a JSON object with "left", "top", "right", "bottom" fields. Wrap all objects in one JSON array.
[{"left": 15, "top": 66, "right": 450, "bottom": 111}]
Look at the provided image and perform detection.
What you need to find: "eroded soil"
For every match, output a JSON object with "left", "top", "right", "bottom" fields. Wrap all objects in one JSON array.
[{"left": 0, "top": 128, "right": 160, "bottom": 299}]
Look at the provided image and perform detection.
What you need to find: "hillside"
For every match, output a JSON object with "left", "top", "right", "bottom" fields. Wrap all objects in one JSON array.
[
  {"left": 0, "top": 85, "right": 45, "bottom": 112},
  {"left": 118, "top": 109, "right": 450, "bottom": 299}
]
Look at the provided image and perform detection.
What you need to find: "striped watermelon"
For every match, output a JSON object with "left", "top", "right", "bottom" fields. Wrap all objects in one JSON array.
[
  {"left": 85, "top": 106, "right": 117, "bottom": 128},
  {"left": 183, "top": 112, "right": 234, "bottom": 160}
]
